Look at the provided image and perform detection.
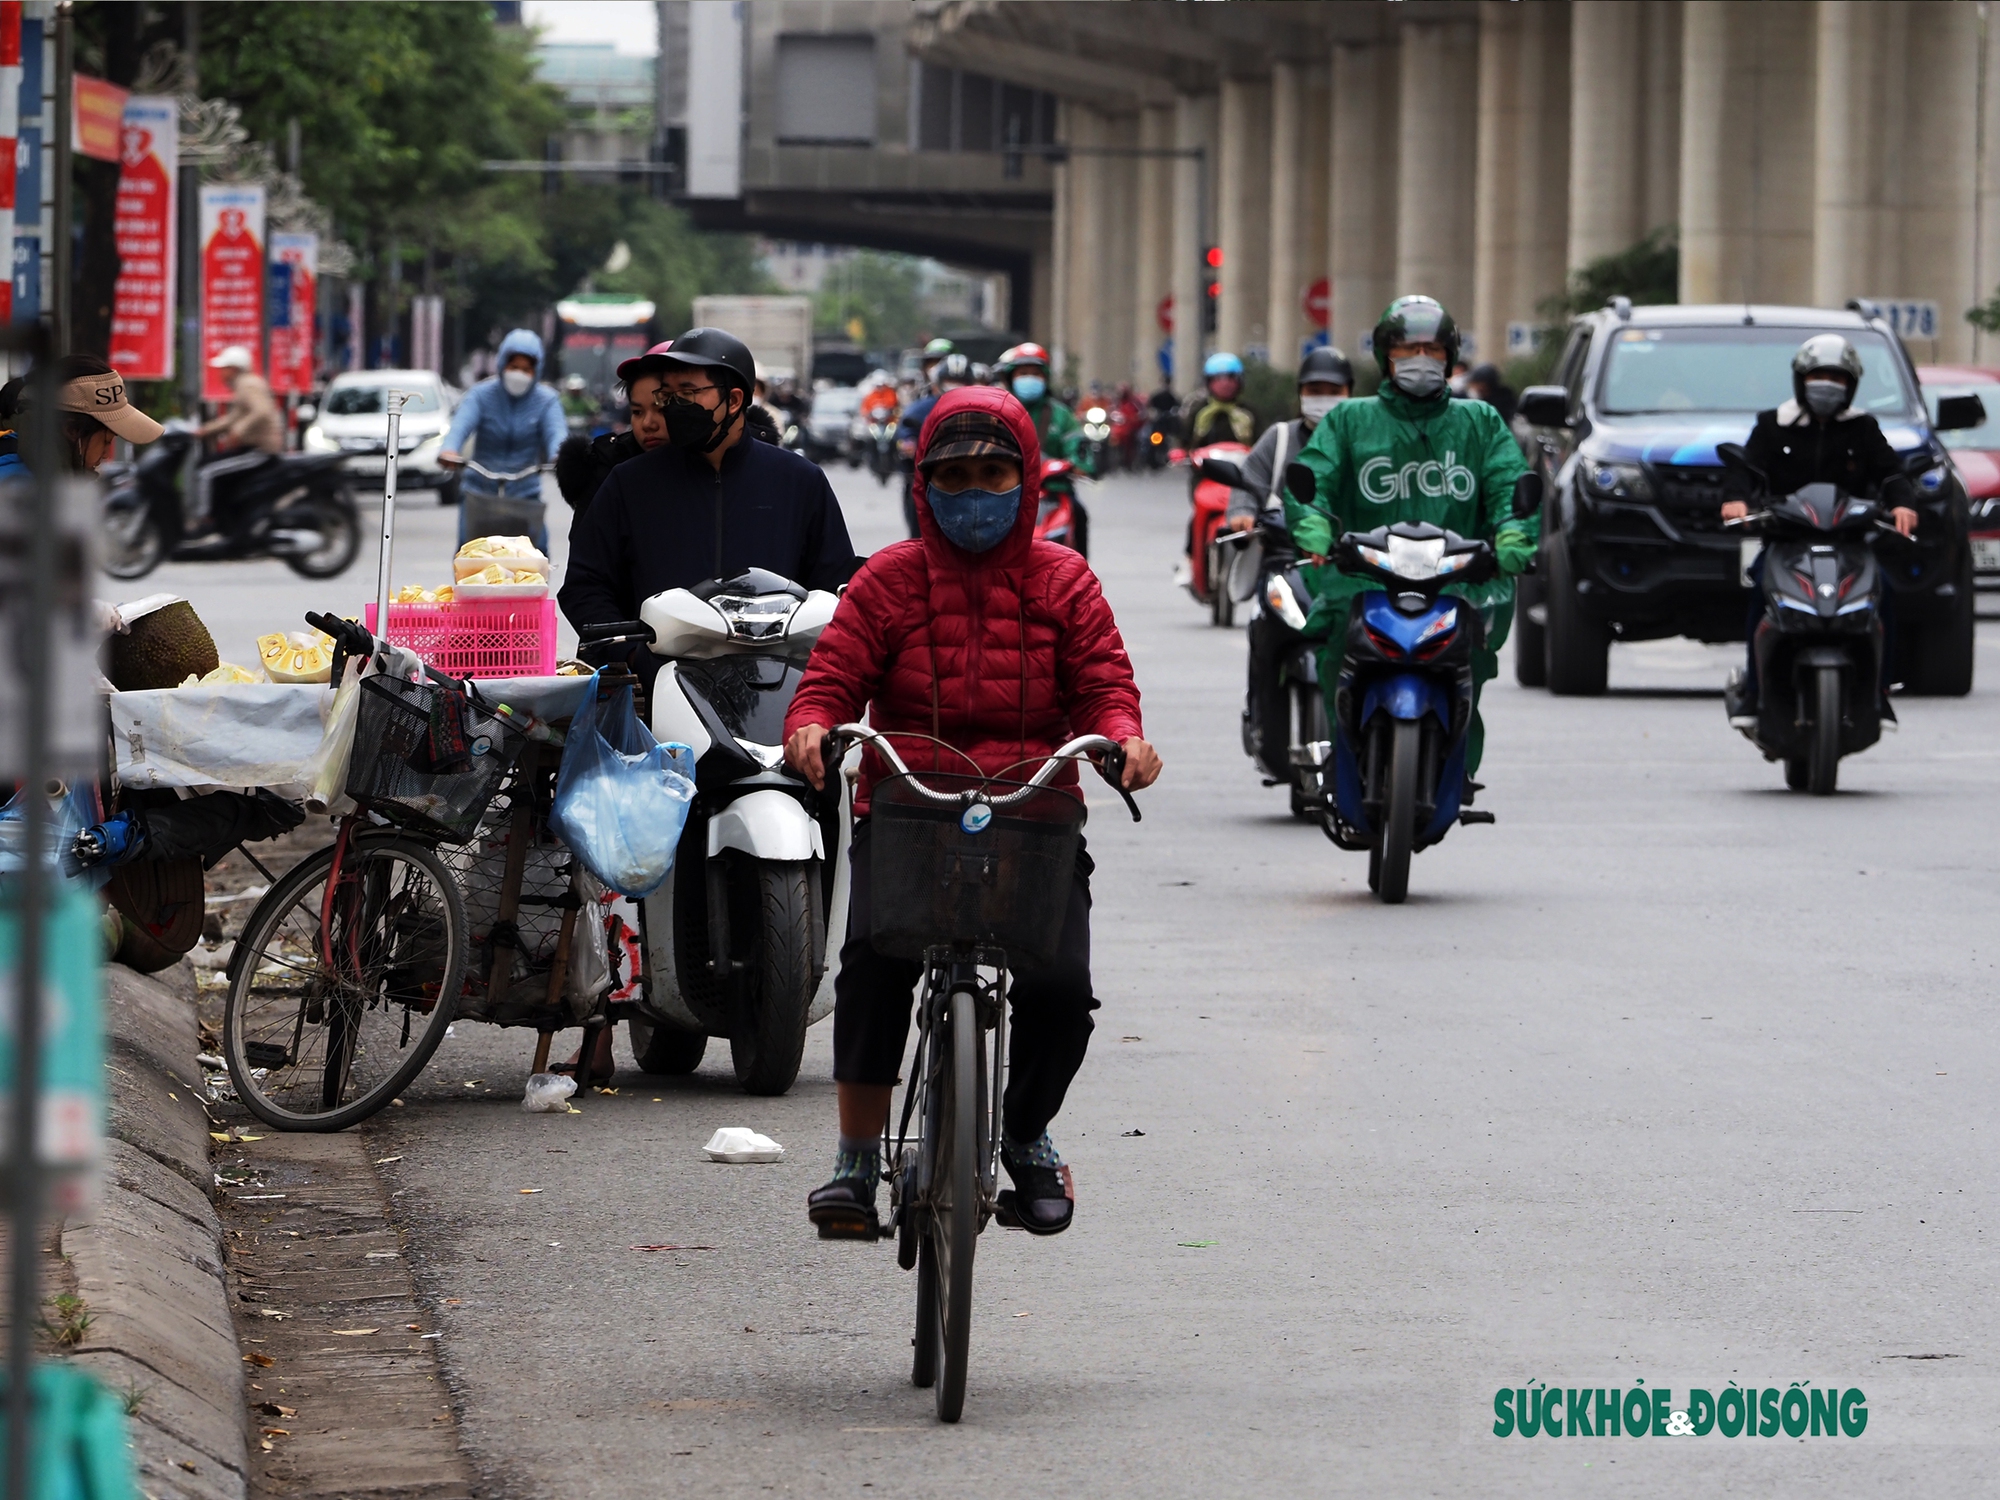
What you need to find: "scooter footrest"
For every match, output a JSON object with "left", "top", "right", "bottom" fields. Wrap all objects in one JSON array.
[{"left": 1457, "top": 809, "right": 1495, "bottom": 825}]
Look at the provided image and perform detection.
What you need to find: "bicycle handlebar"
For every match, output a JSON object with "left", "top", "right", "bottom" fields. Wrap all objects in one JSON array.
[
  {"left": 577, "top": 618, "right": 655, "bottom": 648},
  {"left": 448, "top": 457, "right": 553, "bottom": 484},
  {"left": 825, "top": 724, "right": 1142, "bottom": 822}
]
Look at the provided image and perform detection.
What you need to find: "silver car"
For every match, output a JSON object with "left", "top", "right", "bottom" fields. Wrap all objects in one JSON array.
[{"left": 301, "top": 370, "right": 459, "bottom": 498}]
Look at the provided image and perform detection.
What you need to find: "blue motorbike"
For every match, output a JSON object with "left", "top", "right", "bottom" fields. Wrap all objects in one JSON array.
[{"left": 1295, "top": 521, "right": 1497, "bottom": 903}]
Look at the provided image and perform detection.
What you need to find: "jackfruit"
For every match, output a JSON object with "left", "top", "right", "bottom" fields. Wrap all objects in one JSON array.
[
  {"left": 257, "top": 629, "right": 335, "bottom": 683},
  {"left": 185, "top": 663, "right": 262, "bottom": 686},
  {"left": 109, "top": 600, "right": 218, "bottom": 690}
]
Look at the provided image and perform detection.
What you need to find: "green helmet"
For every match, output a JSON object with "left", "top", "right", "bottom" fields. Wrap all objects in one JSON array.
[
  {"left": 922, "top": 337, "right": 956, "bottom": 359},
  {"left": 1372, "top": 295, "right": 1460, "bottom": 377}
]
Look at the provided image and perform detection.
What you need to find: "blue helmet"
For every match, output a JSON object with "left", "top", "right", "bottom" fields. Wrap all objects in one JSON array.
[{"left": 1203, "top": 351, "right": 1244, "bottom": 379}]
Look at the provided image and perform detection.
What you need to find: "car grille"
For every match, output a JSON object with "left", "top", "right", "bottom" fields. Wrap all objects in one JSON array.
[{"left": 1652, "top": 465, "right": 1730, "bottom": 534}]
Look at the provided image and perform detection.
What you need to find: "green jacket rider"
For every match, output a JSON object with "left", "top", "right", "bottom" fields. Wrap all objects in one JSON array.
[
  {"left": 1285, "top": 296, "right": 1538, "bottom": 774},
  {"left": 997, "top": 341, "right": 1095, "bottom": 476}
]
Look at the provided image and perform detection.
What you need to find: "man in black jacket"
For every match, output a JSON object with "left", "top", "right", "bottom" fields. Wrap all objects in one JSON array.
[
  {"left": 558, "top": 327, "right": 860, "bottom": 687},
  {"left": 1720, "top": 333, "right": 1918, "bottom": 724}
]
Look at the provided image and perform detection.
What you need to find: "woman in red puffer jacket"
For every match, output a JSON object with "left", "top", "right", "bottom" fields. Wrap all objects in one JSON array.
[{"left": 784, "top": 386, "right": 1161, "bottom": 1240}]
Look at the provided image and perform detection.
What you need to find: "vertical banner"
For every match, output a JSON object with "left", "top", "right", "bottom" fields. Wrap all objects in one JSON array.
[
  {"left": 70, "top": 74, "right": 126, "bottom": 162},
  {"left": 10, "top": 6, "right": 35, "bottom": 324},
  {"left": 266, "top": 231, "right": 316, "bottom": 393},
  {"left": 199, "top": 183, "right": 263, "bottom": 400},
  {"left": 410, "top": 292, "right": 442, "bottom": 375},
  {"left": 345, "top": 280, "right": 363, "bottom": 370},
  {"left": 108, "top": 95, "right": 175, "bottom": 379},
  {"left": 0, "top": 3, "right": 20, "bottom": 327}
]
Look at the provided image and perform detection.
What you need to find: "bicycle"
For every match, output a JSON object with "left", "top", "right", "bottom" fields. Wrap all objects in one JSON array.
[
  {"left": 221, "top": 614, "right": 598, "bottom": 1130},
  {"left": 820, "top": 724, "right": 1141, "bottom": 1423},
  {"left": 447, "top": 457, "right": 554, "bottom": 548}
]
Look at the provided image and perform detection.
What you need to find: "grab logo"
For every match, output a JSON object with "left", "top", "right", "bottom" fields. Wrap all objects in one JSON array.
[{"left": 1359, "top": 450, "right": 1478, "bottom": 504}]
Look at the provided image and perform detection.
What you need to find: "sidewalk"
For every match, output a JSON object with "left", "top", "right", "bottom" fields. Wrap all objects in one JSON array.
[{"left": 65, "top": 960, "right": 249, "bottom": 1500}]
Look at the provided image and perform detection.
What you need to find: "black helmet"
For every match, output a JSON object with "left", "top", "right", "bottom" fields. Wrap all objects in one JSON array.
[
  {"left": 934, "top": 352, "right": 972, "bottom": 387},
  {"left": 663, "top": 326, "right": 757, "bottom": 394},
  {"left": 1371, "top": 296, "right": 1460, "bottom": 377},
  {"left": 1298, "top": 344, "right": 1353, "bottom": 388}
]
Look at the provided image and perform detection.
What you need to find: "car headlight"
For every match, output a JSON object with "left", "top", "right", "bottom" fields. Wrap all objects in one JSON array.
[
  {"left": 302, "top": 425, "right": 337, "bottom": 453},
  {"left": 1582, "top": 460, "right": 1654, "bottom": 501},
  {"left": 1264, "top": 573, "right": 1308, "bottom": 631}
]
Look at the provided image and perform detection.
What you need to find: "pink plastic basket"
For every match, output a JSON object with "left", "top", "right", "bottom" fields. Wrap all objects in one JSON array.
[{"left": 363, "top": 598, "right": 558, "bottom": 679}]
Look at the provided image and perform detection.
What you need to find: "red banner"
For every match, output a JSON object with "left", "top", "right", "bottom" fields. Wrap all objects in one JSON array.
[
  {"left": 199, "top": 184, "right": 264, "bottom": 401},
  {"left": 267, "top": 232, "right": 317, "bottom": 394},
  {"left": 108, "top": 95, "right": 176, "bottom": 380},
  {"left": 0, "top": 2, "right": 22, "bottom": 325},
  {"left": 72, "top": 75, "right": 128, "bottom": 162}
]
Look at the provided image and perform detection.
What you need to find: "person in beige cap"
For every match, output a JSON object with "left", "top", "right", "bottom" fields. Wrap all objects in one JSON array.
[
  {"left": 50, "top": 354, "right": 164, "bottom": 472},
  {"left": 191, "top": 344, "right": 283, "bottom": 530}
]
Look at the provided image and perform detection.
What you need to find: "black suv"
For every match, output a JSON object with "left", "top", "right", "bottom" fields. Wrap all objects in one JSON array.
[{"left": 1514, "top": 300, "right": 1978, "bottom": 695}]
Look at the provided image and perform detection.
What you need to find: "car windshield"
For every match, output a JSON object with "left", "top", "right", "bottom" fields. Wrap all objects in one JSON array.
[
  {"left": 1597, "top": 326, "right": 1915, "bottom": 419},
  {"left": 1924, "top": 385, "right": 2000, "bottom": 451},
  {"left": 811, "top": 391, "right": 859, "bottom": 418},
  {"left": 325, "top": 381, "right": 440, "bottom": 416}
]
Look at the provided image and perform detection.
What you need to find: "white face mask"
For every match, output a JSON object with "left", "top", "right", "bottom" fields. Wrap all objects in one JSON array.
[
  {"left": 1299, "top": 394, "right": 1345, "bottom": 426},
  {"left": 502, "top": 368, "right": 534, "bottom": 398}
]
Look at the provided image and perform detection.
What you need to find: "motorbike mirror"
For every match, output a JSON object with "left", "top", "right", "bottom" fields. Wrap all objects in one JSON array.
[
  {"left": 1715, "top": 441, "right": 1770, "bottom": 489},
  {"left": 1198, "top": 455, "right": 1245, "bottom": 489},
  {"left": 1934, "top": 393, "right": 1987, "bottom": 432},
  {"left": 1285, "top": 461, "right": 1317, "bottom": 508},
  {"left": 1517, "top": 385, "right": 1570, "bottom": 428},
  {"left": 1511, "top": 471, "right": 1544, "bottom": 520}
]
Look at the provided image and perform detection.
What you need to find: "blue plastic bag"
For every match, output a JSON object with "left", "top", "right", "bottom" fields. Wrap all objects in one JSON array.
[{"left": 550, "top": 674, "right": 694, "bottom": 899}]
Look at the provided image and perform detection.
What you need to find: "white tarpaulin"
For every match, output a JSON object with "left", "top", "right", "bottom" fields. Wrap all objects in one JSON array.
[{"left": 110, "top": 684, "right": 332, "bottom": 793}]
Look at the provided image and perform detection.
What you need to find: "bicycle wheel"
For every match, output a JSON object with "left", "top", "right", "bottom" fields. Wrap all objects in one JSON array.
[
  {"left": 224, "top": 835, "right": 467, "bottom": 1131},
  {"left": 923, "top": 984, "right": 980, "bottom": 1422}
]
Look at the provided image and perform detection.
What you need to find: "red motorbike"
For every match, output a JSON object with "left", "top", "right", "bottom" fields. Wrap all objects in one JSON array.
[
  {"left": 1036, "top": 457, "right": 1089, "bottom": 558},
  {"left": 1175, "top": 440, "right": 1250, "bottom": 622}
]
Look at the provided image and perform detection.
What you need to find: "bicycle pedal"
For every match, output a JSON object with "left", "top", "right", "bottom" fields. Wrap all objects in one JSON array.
[
  {"left": 1457, "top": 808, "right": 1496, "bottom": 825},
  {"left": 993, "top": 1192, "right": 1028, "bottom": 1231}
]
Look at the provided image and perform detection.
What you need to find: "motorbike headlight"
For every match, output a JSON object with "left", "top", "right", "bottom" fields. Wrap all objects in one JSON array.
[
  {"left": 302, "top": 424, "right": 337, "bottom": 453},
  {"left": 1582, "top": 460, "right": 1654, "bottom": 501},
  {"left": 1264, "top": 573, "right": 1308, "bottom": 631}
]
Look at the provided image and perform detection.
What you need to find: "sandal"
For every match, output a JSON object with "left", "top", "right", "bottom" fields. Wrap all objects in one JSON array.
[{"left": 808, "top": 1176, "right": 882, "bottom": 1241}]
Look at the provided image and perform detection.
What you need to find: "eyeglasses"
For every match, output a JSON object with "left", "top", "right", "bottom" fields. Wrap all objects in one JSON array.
[{"left": 657, "top": 383, "right": 722, "bottom": 406}]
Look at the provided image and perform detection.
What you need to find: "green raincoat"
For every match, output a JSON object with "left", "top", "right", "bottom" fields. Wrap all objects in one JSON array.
[
  {"left": 1283, "top": 385, "right": 1536, "bottom": 772},
  {"left": 1023, "top": 395, "right": 1095, "bottom": 476}
]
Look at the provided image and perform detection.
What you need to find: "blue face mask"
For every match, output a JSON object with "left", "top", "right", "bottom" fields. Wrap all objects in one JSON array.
[
  {"left": 928, "top": 483, "right": 1022, "bottom": 553},
  {"left": 1011, "top": 374, "right": 1046, "bottom": 404}
]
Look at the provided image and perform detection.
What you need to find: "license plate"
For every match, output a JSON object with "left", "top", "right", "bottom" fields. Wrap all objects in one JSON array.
[
  {"left": 1739, "top": 537, "right": 1762, "bottom": 588},
  {"left": 1972, "top": 536, "right": 2000, "bottom": 574}
]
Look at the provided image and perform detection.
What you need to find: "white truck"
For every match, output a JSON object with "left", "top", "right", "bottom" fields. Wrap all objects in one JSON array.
[{"left": 690, "top": 295, "right": 814, "bottom": 388}]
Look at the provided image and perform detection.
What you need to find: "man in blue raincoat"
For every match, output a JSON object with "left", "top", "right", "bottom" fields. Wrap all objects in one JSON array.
[{"left": 441, "top": 328, "right": 567, "bottom": 549}]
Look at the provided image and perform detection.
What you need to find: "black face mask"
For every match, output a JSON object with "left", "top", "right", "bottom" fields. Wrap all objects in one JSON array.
[{"left": 662, "top": 388, "right": 739, "bottom": 453}]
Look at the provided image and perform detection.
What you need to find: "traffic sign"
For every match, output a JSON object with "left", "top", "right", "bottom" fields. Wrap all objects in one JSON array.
[{"left": 1303, "top": 276, "right": 1329, "bottom": 329}]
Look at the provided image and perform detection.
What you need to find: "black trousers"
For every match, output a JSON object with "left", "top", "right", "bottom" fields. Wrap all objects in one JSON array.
[
  {"left": 832, "top": 819, "right": 1099, "bottom": 1144},
  {"left": 1246, "top": 611, "right": 1302, "bottom": 781}
]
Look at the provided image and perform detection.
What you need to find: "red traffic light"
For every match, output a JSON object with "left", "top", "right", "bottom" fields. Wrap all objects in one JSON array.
[
  {"left": 1204, "top": 246, "right": 1223, "bottom": 269},
  {"left": 1206, "top": 281, "right": 1222, "bottom": 300}
]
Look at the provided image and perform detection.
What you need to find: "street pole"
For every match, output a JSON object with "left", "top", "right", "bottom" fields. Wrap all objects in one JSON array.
[
  {"left": 5, "top": 325, "right": 56, "bottom": 1500},
  {"left": 48, "top": 0, "right": 66, "bottom": 352},
  {"left": 179, "top": 1, "right": 200, "bottom": 415}
]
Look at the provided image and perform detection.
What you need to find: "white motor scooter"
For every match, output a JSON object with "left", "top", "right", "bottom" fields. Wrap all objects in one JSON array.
[{"left": 578, "top": 568, "right": 844, "bottom": 1094}]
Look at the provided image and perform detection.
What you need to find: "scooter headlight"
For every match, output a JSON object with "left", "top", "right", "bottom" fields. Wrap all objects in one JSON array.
[{"left": 1264, "top": 573, "right": 1308, "bottom": 631}]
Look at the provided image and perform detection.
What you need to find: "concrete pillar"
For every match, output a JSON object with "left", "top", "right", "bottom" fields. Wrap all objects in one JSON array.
[
  {"left": 1049, "top": 99, "right": 1074, "bottom": 358},
  {"left": 1065, "top": 104, "right": 1116, "bottom": 388},
  {"left": 1133, "top": 103, "right": 1176, "bottom": 387},
  {"left": 1567, "top": 0, "right": 1681, "bottom": 272},
  {"left": 1474, "top": 1, "right": 1571, "bottom": 366},
  {"left": 1395, "top": 20, "right": 1480, "bottom": 331},
  {"left": 1330, "top": 39, "right": 1399, "bottom": 365},
  {"left": 1218, "top": 75, "right": 1273, "bottom": 361},
  {"left": 1266, "top": 62, "right": 1307, "bottom": 371},
  {"left": 1680, "top": 0, "right": 1816, "bottom": 305},
  {"left": 1172, "top": 91, "right": 1218, "bottom": 395},
  {"left": 1978, "top": 3, "right": 2000, "bottom": 363},
  {"left": 1092, "top": 110, "right": 1141, "bottom": 388}
]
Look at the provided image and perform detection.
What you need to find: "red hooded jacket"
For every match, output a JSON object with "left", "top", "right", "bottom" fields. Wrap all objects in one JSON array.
[{"left": 785, "top": 386, "right": 1144, "bottom": 813}]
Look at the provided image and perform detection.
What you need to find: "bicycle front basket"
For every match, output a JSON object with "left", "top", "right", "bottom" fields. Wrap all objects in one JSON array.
[
  {"left": 868, "top": 773, "right": 1084, "bottom": 970},
  {"left": 346, "top": 675, "right": 516, "bottom": 842}
]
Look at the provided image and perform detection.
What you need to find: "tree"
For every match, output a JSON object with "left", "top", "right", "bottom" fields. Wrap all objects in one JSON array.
[
  {"left": 1508, "top": 228, "right": 1680, "bottom": 388},
  {"left": 814, "top": 252, "right": 925, "bottom": 350}
]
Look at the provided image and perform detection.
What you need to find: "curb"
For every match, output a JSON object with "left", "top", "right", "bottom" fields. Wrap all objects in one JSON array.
[{"left": 62, "top": 961, "right": 249, "bottom": 1500}]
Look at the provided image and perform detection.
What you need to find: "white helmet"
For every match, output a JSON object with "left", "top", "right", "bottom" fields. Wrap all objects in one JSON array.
[
  {"left": 1792, "top": 334, "right": 1862, "bottom": 416},
  {"left": 208, "top": 345, "right": 254, "bottom": 372}
]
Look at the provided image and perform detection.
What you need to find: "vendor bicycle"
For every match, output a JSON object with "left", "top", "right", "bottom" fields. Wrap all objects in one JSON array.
[
  {"left": 221, "top": 613, "right": 609, "bottom": 1130},
  {"left": 820, "top": 725, "right": 1140, "bottom": 1423}
]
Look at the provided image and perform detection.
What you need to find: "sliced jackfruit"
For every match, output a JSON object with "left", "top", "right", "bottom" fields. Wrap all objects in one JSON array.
[{"left": 258, "top": 629, "right": 336, "bottom": 684}]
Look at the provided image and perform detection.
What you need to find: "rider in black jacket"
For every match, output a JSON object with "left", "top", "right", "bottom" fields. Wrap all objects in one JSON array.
[
  {"left": 1721, "top": 334, "right": 1918, "bottom": 723},
  {"left": 558, "top": 328, "right": 859, "bottom": 687}
]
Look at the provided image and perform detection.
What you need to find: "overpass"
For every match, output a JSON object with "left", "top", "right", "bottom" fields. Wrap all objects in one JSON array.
[{"left": 671, "top": 0, "right": 2000, "bottom": 392}]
